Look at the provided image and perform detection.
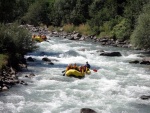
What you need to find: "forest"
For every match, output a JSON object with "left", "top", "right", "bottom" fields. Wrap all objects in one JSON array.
[{"left": 0, "top": 0, "right": 150, "bottom": 69}]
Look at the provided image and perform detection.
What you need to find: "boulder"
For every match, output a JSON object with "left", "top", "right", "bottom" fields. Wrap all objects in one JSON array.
[
  {"left": 42, "top": 57, "right": 51, "bottom": 62},
  {"left": 27, "top": 57, "right": 34, "bottom": 62},
  {"left": 80, "top": 108, "right": 97, "bottom": 113},
  {"left": 100, "top": 52, "right": 122, "bottom": 57},
  {"left": 140, "top": 60, "right": 150, "bottom": 65},
  {"left": 140, "top": 95, "right": 150, "bottom": 100},
  {"left": 129, "top": 60, "right": 140, "bottom": 64}
]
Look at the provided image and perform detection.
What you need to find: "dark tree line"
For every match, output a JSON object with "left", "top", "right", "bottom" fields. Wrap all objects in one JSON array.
[{"left": 0, "top": 0, "right": 150, "bottom": 49}]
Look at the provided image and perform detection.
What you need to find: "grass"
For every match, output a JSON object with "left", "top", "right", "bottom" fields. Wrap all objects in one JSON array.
[
  {"left": 48, "top": 23, "right": 94, "bottom": 36},
  {"left": 0, "top": 54, "right": 8, "bottom": 69},
  {"left": 62, "top": 24, "right": 75, "bottom": 33},
  {"left": 75, "top": 24, "right": 92, "bottom": 36}
]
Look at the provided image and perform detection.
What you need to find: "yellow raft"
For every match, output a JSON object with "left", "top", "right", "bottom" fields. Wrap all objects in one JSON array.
[
  {"left": 32, "top": 35, "right": 47, "bottom": 42},
  {"left": 65, "top": 69, "right": 91, "bottom": 78},
  {"left": 34, "top": 36, "right": 43, "bottom": 42}
]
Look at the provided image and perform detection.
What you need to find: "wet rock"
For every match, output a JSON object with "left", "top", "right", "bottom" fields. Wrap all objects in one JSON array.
[
  {"left": 30, "top": 73, "right": 35, "bottom": 76},
  {"left": 100, "top": 52, "right": 122, "bottom": 57},
  {"left": 42, "top": 57, "right": 51, "bottom": 62},
  {"left": 96, "top": 49, "right": 104, "bottom": 53},
  {"left": 80, "top": 108, "right": 97, "bottom": 113},
  {"left": 140, "top": 95, "right": 150, "bottom": 100},
  {"left": 27, "top": 57, "right": 34, "bottom": 62},
  {"left": 19, "top": 64, "right": 27, "bottom": 68},
  {"left": 2, "top": 86, "right": 8, "bottom": 91},
  {"left": 79, "top": 36, "right": 85, "bottom": 41},
  {"left": 48, "top": 62, "right": 54, "bottom": 65},
  {"left": 140, "top": 60, "right": 150, "bottom": 65},
  {"left": 129, "top": 60, "right": 140, "bottom": 64}
]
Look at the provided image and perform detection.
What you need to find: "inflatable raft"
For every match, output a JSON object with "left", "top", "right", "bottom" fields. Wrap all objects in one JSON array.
[
  {"left": 32, "top": 35, "right": 47, "bottom": 42},
  {"left": 65, "top": 69, "right": 91, "bottom": 79}
]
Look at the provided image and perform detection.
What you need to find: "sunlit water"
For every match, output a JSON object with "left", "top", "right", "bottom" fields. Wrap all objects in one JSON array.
[{"left": 0, "top": 36, "right": 150, "bottom": 113}]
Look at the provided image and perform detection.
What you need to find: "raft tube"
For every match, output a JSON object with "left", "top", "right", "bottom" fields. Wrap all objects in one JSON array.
[
  {"left": 86, "top": 70, "right": 91, "bottom": 75},
  {"left": 65, "top": 69, "right": 85, "bottom": 78},
  {"left": 34, "top": 36, "right": 43, "bottom": 42}
]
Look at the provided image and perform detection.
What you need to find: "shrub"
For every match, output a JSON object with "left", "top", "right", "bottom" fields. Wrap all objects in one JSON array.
[
  {"left": 0, "top": 54, "right": 8, "bottom": 69},
  {"left": 63, "top": 24, "right": 75, "bottom": 33},
  {"left": 131, "top": 3, "right": 150, "bottom": 49},
  {"left": 75, "top": 24, "right": 93, "bottom": 36},
  {"left": 112, "top": 18, "right": 130, "bottom": 41},
  {"left": 0, "top": 23, "right": 36, "bottom": 68}
]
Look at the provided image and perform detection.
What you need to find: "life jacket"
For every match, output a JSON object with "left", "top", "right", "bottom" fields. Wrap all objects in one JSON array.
[
  {"left": 66, "top": 65, "right": 73, "bottom": 71},
  {"left": 79, "top": 66, "right": 84, "bottom": 74},
  {"left": 73, "top": 65, "right": 79, "bottom": 71},
  {"left": 41, "top": 35, "right": 47, "bottom": 40}
]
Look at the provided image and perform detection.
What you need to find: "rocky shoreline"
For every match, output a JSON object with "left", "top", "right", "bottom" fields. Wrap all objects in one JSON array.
[{"left": 0, "top": 65, "right": 28, "bottom": 92}]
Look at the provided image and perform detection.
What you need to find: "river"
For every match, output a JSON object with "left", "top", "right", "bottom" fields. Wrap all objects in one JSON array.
[{"left": 0, "top": 36, "right": 150, "bottom": 113}]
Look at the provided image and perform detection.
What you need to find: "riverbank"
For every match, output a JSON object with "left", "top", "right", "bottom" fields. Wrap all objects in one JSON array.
[{"left": 27, "top": 24, "right": 150, "bottom": 62}]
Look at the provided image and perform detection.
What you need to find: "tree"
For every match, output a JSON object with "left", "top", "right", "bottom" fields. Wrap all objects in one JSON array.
[
  {"left": 131, "top": 3, "right": 150, "bottom": 49},
  {"left": 21, "top": 0, "right": 50, "bottom": 26}
]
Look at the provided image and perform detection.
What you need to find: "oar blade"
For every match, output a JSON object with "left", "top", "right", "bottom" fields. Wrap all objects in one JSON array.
[{"left": 93, "top": 69, "right": 97, "bottom": 72}]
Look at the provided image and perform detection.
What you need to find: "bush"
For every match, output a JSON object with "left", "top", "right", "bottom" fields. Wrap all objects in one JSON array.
[
  {"left": 75, "top": 24, "right": 93, "bottom": 36},
  {"left": 112, "top": 18, "right": 130, "bottom": 41},
  {"left": 99, "top": 21, "right": 114, "bottom": 38},
  {"left": 131, "top": 4, "right": 150, "bottom": 49},
  {"left": 0, "top": 23, "right": 36, "bottom": 68},
  {"left": 21, "top": 0, "right": 50, "bottom": 26},
  {"left": 131, "top": 13, "right": 150, "bottom": 49},
  {"left": 63, "top": 24, "right": 75, "bottom": 33},
  {"left": 0, "top": 54, "right": 8, "bottom": 69},
  {"left": 0, "top": 23, "right": 35, "bottom": 54}
]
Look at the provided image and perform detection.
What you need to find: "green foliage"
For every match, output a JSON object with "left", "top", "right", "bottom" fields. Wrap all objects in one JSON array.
[
  {"left": 0, "top": 23, "right": 36, "bottom": 55},
  {"left": 112, "top": 18, "right": 130, "bottom": 40},
  {"left": 0, "top": 0, "right": 150, "bottom": 49},
  {"left": 99, "top": 21, "right": 114, "bottom": 38},
  {"left": 124, "top": 0, "right": 149, "bottom": 29},
  {"left": 63, "top": 24, "right": 75, "bottom": 33},
  {"left": 22, "top": 0, "right": 50, "bottom": 26},
  {"left": 131, "top": 3, "right": 150, "bottom": 49},
  {"left": 53, "top": 0, "right": 92, "bottom": 26},
  {"left": 76, "top": 24, "right": 92, "bottom": 35},
  {"left": 0, "top": 0, "right": 35, "bottom": 23},
  {"left": 0, "top": 23, "right": 36, "bottom": 68},
  {"left": 0, "top": 54, "right": 8, "bottom": 69}
]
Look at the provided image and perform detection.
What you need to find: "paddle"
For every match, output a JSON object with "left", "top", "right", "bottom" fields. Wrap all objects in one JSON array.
[
  {"left": 62, "top": 70, "right": 65, "bottom": 73},
  {"left": 92, "top": 69, "right": 98, "bottom": 72},
  {"left": 62, "top": 70, "right": 66, "bottom": 76}
]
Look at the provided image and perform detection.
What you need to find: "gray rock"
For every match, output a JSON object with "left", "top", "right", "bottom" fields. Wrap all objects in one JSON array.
[{"left": 80, "top": 108, "right": 97, "bottom": 113}]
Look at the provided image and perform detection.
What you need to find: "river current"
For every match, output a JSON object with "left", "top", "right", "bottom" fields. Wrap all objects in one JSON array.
[{"left": 0, "top": 36, "right": 150, "bottom": 113}]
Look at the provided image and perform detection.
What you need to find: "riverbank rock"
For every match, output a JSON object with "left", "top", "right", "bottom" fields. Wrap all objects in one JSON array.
[{"left": 0, "top": 66, "right": 27, "bottom": 92}]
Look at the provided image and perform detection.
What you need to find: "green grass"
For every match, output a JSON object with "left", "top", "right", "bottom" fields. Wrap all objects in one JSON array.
[{"left": 0, "top": 54, "right": 8, "bottom": 69}]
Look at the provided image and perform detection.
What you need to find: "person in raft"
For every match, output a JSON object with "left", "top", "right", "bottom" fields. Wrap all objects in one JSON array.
[
  {"left": 73, "top": 63, "right": 79, "bottom": 71},
  {"left": 79, "top": 66, "right": 85, "bottom": 74},
  {"left": 66, "top": 64, "right": 73, "bottom": 71},
  {"left": 85, "top": 61, "right": 91, "bottom": 69}
]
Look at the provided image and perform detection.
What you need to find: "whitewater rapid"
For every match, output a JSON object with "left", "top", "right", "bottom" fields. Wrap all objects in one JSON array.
[{"left": 0, "top": 36, "right": 150, "bottom": 113}]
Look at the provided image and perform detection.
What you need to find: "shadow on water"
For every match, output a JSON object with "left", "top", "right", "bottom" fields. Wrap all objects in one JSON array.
[
  {"left": 26, "top": 51, "right": 62, "bottom": 57},
  {"left": 130, "top": 103, "right": 150, "bottom": 113},
  {"left": 62, "top": 50, "right": 80, "bottom": 57}
]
